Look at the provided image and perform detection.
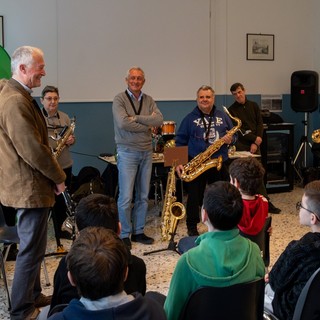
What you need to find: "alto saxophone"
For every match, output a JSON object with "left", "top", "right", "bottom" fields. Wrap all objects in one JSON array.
[
  {"left": 180, "top": 107, "right": 241, "bottom": 182},
  {"left": 312, "top": 129, "right": 320, "bottom": 143},
  {"left": 52, "top": 119, "right": 76, "bottom": 158},
  {"left": 161, "top": 164, "right": 186, "bottom": 241}
]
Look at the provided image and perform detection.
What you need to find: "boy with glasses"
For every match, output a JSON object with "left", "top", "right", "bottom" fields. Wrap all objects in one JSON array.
[{"left": 265, "top": 180, "right": 320, "bottom": 319}]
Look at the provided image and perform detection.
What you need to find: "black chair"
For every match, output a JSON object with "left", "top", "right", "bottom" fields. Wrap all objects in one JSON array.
[
  {"left": 240, "top": 216, "right": 272, "bottom": 268},
  {"left": 292, "top": 266, "right": 320, "bottom": 319},
  {"left": 0, "top": 205, "right": 20, "bottom": 310},
  {"left": 179, "top": 278, "right": 265, "bottom": 320},
  {"left": 264, "top": 267, "right": 320, "bottom": 320}
]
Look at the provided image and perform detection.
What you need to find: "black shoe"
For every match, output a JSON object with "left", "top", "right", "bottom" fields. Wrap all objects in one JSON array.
[
  {"left": 122, "top": 237, "right": 132, "bottom": 250},
  {"left": 131, "top": 233, "right": 154, "bottom": 245},
  {"left": 268, "top": 201, "right": 281, "bottom": 214},
  {"left": 34, "top": 293, "right": 52, "bottom": 308},
  {"left": 187, "top": 227, "right": 199, "bottom": 237}
]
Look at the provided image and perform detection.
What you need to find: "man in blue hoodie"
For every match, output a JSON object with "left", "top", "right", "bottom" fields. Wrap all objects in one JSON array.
[{"left": 175, "top": 85, "right": 236, "bottom": 236}]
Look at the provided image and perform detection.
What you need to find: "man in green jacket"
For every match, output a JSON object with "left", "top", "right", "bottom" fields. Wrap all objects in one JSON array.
[
  {"left": 164, "top": 181, "right": 265, "bottom": 320},
  {"left": 0, "top": 46, "right": 66, "bottom": 320}
]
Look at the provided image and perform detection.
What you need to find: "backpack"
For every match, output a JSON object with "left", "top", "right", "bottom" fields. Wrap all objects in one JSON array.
[{"left": 71, "top": 166, "right": 106, "bottom": 203}]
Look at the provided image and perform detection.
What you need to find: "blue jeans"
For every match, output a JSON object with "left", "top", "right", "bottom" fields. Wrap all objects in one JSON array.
[
  {"left": 117, "top": 147, "right": 152, "bottom": 238},
  {"left": 177, "top": 236, "right": 198, "bottom": 254}
]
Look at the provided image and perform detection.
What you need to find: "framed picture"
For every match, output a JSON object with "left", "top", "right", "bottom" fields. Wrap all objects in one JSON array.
[
  {"left": 246, "top": 33, "right": 274, "bottom": 61},
  {"left": 0, "top": 16, "right": 3, "bottom": 47}
]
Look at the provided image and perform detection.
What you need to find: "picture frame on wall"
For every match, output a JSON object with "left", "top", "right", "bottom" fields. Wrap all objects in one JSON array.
[
  {"left": 246, "top": 33, "right": 274, "bottom": 61},
  {"left": 0, "top": 16, "right": 3, "bottom": 47}
]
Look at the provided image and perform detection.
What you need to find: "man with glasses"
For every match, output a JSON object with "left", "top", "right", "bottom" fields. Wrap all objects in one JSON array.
[
  {"left": 41, "top": 85, "right": 76, "bottom": 253},
  {"left": 264, "top": 180, "right": 320, "bottom": 319},
  {"left": 112, "top": 67, "right": 163, "bottom": 249},
  {"left": 0, "top": 46, "right": 66, "bottom": 320},
  {"left": 228, "top": 82, "right": 281, "bottom": 214}
]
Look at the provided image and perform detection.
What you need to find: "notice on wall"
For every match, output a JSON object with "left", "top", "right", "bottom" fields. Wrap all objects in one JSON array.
[{"left": 261, "top": 95, "right": 282, "bottom": 112}]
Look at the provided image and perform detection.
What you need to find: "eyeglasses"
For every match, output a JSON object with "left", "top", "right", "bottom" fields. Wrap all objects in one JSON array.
[
  {"left": 296, "top": 201, "right": 320, "bottom": 221},
  {"left": 44, "top": 97, "right": 59, "bottom": 102},
  {"left": 128, "top": 76, "right": 144, "bottom": 82}
]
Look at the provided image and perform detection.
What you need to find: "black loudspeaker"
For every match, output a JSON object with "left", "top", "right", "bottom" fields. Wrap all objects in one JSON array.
[{"left": 291, "top": 70, "right": 319, "bottom": 112}]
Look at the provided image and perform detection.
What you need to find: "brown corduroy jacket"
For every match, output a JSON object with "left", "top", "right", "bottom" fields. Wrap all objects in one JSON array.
[{"left": 0, "top": 78, "right": 66, "bottom": 208}]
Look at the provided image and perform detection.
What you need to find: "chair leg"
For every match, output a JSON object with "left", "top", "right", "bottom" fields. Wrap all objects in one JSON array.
[
  {"left": 1, "top": 246, "right": 12, "bottom": 310},
  {"left": 42, "top": 258, "right": 51, "bottom": 286}
]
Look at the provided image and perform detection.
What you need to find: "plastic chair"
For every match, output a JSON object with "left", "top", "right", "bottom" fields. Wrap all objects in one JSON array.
[
  {"left": 0, "top": 206, "right": 50, "bottom": 310},
  {"left": 240, "top": 216, "right": 272, "bottom": 268},
  {"left": 264, "top": 267, "right": 320, "bottom": 320},
  {"left": 179, "top": 278, "right": 265, "bottom": 320}
]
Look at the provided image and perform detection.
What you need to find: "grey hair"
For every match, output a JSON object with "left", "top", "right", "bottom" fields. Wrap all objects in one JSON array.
[
  {"left": 126, "top": 67, "right": 145, "bottom": 80},
  {"left": 11, "top": 46, "right": 43, "bottom": 74},
  {"left": 197, "top": 85, "right": 215, "bottom": 95}
]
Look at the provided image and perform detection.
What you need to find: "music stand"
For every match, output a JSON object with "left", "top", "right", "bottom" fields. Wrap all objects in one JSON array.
[
  {"left": 144, "top": 146, "right": 188, "bottom": 256},
  {"left": 293, "top": 112, "right": 313, "bottom": 182}
]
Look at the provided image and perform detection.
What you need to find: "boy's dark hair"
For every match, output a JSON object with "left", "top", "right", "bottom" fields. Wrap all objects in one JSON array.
[
  {"left": 230, "top": 82, "right": 244, "bottom": 93},
  {"left": 41, "top": 85, "right": 59, "bottom": 98},
  {"left": 75, "top": 194, "right": 119, "bottom": 232},
  {"left": 66, "top": 227, "right": 128, "bottom": 300},
  {"left": 203, "top": 181, "right": 243, "bottom": 230},
  {"left": 304, "top": 180, "right": 320, "bottom": 220},
  {"left": 229, "top": 157, "right": 265, "bottom": 196}
]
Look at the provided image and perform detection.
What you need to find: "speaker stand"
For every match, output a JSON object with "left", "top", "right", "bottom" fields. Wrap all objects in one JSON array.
[{"left": 293, "top": 112, "right": 313, "bottom": 182}]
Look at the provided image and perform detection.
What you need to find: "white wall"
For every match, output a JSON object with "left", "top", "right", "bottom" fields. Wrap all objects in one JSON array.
[
  {"left": 213, "top": 0, "right": 317, "bottom": 95},
  {"left": 0, "top": 0, "right": 319, "bottom": 98}
]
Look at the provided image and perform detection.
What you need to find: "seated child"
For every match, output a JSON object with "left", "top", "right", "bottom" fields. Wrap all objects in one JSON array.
[
  {"left": 165, "top": 181, "right": 265, "bottom": 320},
  {"left": 48, "top": 227, "right": 166, "bottom": 320},
  {"left": 229, "top": 157, "right": 269, "bottom": 236},
  {"left": 265, "top": 180, "right": 320, "bottom": 319},
  {"left": 178, "top": 157, "right": 269, "bottom": 254},
  {"left": 49, "top": 194, "right": 146, "bottom": 314}
]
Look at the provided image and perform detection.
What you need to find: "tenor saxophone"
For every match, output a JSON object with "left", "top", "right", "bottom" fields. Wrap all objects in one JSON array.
[
  {"left": 161, "top": 164, "right": 186, "bottom": 241},
  {"left": 52, "top": 119, "right": 75, "bottom": 158},
  {"left": 180, "top": 107, "right": 241, "bottom": 182},
  {"left": 312, "top": 129, "right": 320, "bottom": 143}
]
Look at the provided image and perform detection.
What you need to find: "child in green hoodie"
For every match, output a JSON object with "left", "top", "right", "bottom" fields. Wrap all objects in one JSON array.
[{"left": 165, "top": 181, "right": 265, "bottom": 320}]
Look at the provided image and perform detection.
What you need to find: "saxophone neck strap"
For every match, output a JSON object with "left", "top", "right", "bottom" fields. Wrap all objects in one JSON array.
[{"left": 198, "top": 106, "right": 214, "bottom": 142}]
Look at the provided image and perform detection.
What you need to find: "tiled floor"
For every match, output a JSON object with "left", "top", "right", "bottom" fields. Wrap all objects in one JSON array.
[{"left": 0, "top": 185, "right": 308, "bottom": 319}]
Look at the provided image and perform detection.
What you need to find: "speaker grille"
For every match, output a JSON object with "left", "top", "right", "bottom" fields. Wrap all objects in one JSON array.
[{"left": 291, "top": 70, "right": 319, "bottom": 112}]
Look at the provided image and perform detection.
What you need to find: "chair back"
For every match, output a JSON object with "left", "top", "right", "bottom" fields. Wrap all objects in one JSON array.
[
  {"left": 292, "top": 267, "right": 320, "bottom": 320},
  {"left": 179, "top": 278, "right": 265, "bottom": 320},
  {"left": 0, "top": 205, "right": 7, "bottom": 227},
  {"left": 240, "top": 216, "right": 272, "bottom": 267}
]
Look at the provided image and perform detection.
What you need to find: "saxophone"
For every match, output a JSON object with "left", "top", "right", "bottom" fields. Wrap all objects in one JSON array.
[
  {"left": 52, "top": 119, "right": 76, "bottom": 158},
  {"left": 180, "top": 107, "right": 241, "bottom": 182},
  {"left": 312, "top": 129, "right": 320, "bottom": 143},
  {"left": 161, "top": 164, "right": 186, "bottom": 241}
]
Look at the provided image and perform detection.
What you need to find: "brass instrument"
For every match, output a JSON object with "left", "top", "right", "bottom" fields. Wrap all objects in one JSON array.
[
  {"left": 52, "top": 119, "right": 75, "bottom": 158},
  {"left": 161, "top": 163, "right": 186, "bottom": 241},
  {"left": 312, "top": 129, "right": 320, "bottom": 143},
  {"left": 180, "top": 107, "right": 242, "bottom": 182},
  {"left": 61, "top": 190, "right": 77, "bottom": 241}
]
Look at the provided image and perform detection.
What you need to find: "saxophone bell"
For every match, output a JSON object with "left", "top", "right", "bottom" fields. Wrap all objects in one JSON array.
[
  {"left": 180, "top": 107, "right": 241, "bottom": 182},
  {"left": 312, "top": 129, "right": 320, "bottom": 143}
]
